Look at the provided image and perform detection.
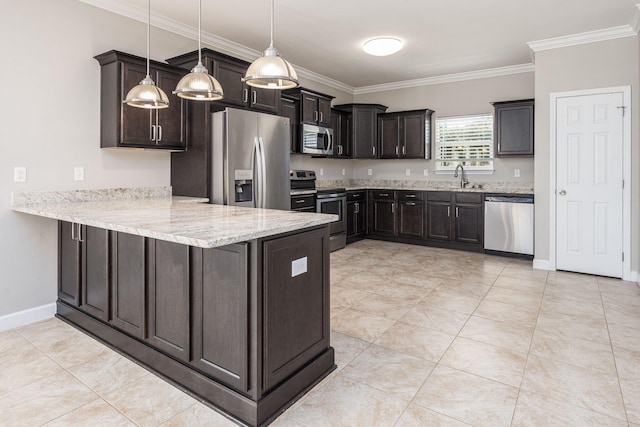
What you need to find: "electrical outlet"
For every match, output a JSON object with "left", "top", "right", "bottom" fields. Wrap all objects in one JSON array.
[
  {"left": 342, "top": 168, "right": 346, "bottom": 176},
  {"left": 291, "top": 257, "right": 307, "bottom": 277},
  {"left": 514, "top": 169, "right": 521, "bottom": 178},
  {"left": 14, "top": 167, "right": 26, "bottom": 183},
  {"left": 405, "top": 168, "right": 411, "bottom": 176},
  {"left": 367, "top": 168, "right": 373, "bottom": 176},
  {"left": 319, "top": 168, "right": 324, "bottom": 176},
  {"left": 74, "top": 167, "right": 85, "bottom": 181},
  {"left": 424, "top": 169, "right": 429, "bottom": 176}
]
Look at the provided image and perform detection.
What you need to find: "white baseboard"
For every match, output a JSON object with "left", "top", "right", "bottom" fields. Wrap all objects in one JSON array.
[
  {"left": 533, "top": 258, "right": 552, "bottom": 271},
  {"left": 0, "top": 303, "right": 56, "bottom": 332},
  {"left": 628, "top": 270, "right": 638, "bottom": 283}
]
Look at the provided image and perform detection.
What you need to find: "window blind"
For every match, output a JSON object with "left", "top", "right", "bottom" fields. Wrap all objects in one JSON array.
[{"left": 435, "top": 114, "right": 493, "bottom": 163}]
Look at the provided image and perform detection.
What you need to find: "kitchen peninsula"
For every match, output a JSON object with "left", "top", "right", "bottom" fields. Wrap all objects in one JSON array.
[{"left": 12, "top": 187, "right": 337, "bottom": 427}]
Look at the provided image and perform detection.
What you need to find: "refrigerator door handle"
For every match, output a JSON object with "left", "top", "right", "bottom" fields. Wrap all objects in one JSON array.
[
  {"left": 325, "top": 128, "right": 333, "bottom": 153},
  {"left": 251, "top": 137, "right": 258, "bottom": 208},
  {"left": 257, "top": 136, "right": 267, "bottom": 208}
]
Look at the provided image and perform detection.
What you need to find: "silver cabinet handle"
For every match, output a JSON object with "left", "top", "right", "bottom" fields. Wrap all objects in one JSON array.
[
  {"left": 319, "top": 112, "right": 323, "bottom": 123},
  {"left": 395, "top": 146, "right": 399, "bottom": 156},
  {"left": 406, "top": 194, "right": 416, "bottom": 198},
  {"left": 406, "top": 202, "right": 416, "bottom": 206},
  {"left": 447, "top": 206, "right": 450, "bottom": 217},
  {"left": 391, "top": 203, "right": 395, "bottom": 214},
  {"left": 379, "top": 193, "right": 389, "bottom": 197},
  {"left": 151, "top": 124, "right": 156, "bottom": 141},
  {"left": 559, "top": 190, "right": 567, "bottom": 195},
  {"left": 252, "top": 90, "right": 257, "bottom": 105},
  {"left": 71, "top": 222, "right": 77, "bottom": 240},
  {"left": 354, "top": 202, "right": 359, "bottom": 214},
  {"left": 314, "top": 111, "right": 318, "bottom": 121},
  {"left": 295, "top": 199, "right": 305, "bottom": 204},
  {"left": 338, "top": 145, "right": 343, "bottom": 155},
  {"left": 372, "top": 145, "right": 376, "bottom": 156},
  {"left": 403, "top": 146, "right": 406, "bottom": 155},
  {"left": 456, "top": 207, "right": 459, "bottom": 217},
  {"left": 243, "top": 88, "right": 248, "bottom": 103},
  {"left": 77, "top": 224, "right": 84, "bottom": 243},
  {"left": 157, "top": 125, "right": 162, "bottom": 143}
]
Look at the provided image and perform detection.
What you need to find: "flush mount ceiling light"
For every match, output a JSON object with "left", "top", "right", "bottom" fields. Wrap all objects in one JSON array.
[
  {"left": 363, "top": 37, "right": 404, "bottom": 56},
  {"left": 243, "top": 0, "right": 299, "bottom": 90},
  {"left": 123, "top": 0, "right": 169, "bottom": 109},
  {"left": 173, "top": 0, "right": 223, "bottom": 101}
]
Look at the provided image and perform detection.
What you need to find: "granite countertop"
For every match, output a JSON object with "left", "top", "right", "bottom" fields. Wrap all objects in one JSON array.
[
  {"left": 314, "top": 179, "right": 534, "bottom": 195},
  {"left": 12, "top": 187, "right": 337, "bottom": 249}
]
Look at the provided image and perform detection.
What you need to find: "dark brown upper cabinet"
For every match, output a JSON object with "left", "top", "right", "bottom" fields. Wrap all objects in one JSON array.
[
  {"left": 280, "top": 94, "right": 299, "bottom": 153},
  {"left": 330, "top": 109, "right": 351, "bottom": 158},
  {"left": 94, "top": 50, "right": 187, "bottom": 151},
  {"left": 281, "top": 88, "right": 334, "bottom": 128},
  {"left": 334, "top": 104, "right": 388, "bottom": 159},
  {"left": 378, "top": 109, "right": 433, "bottom": 159},
  {"left": 492, "top": 99, "right": 534, "bottom": 157},
  {"left": 166, "top": 48, "right": 280, "bottom": 114}
]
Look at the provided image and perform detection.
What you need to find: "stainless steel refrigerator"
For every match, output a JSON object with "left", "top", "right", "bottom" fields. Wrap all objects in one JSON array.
[{"left": 211, "top": 108, "right": 291, "bottom": 210}]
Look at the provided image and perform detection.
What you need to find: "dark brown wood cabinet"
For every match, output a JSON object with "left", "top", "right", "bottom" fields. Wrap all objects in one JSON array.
[
  {"left": 192, "top": 244, "right": 249, "bottom": 392},
  {"left": 147, "top": 239, "right": 190, "bottom": 362},
  {"left": 493, "top": 99, "right": 534, "bottom": 157},
  {"left": 111, "top": 231, "right": 147, "bottom": 339},
  {"left": 298, "top": 90, "right": 332, "bottom": 127},
  {"left": 378, "top": 110, "right": 433, "bottom": 159},
  {"left": 280, "top": 95, "right": 299, "bottom": 153},
  {"left": 398, "top": 191, "right": 425, "bottom": 238},
  {"left": 167, "top": 48, "right": 280, "bottom": 114},
  {"left": 334, "top": 104, "right": 388, "bottom": 159},
  {"left": 347, "top": 191, "right": 366, "bottom": 240},
  {"left": 426, "top": 192, "right": 484, "bottom": 248},
  {"left": 58, "top": 222, "right": 110, "bottom": 317},
  {"left": 94, "top": 50, "right": 187, "bottom": 151},
  {"left": 262, "top": 227, "right": 330, "bottom": 392},
  {"left": 291, "top": 194, "right": 316, "bottom": 212},
  {"left": 368, "top": 190, "right": 396, "bottom": 236},
  {"left": 331, "top": 109, "right": 351, "bottom": 158}
]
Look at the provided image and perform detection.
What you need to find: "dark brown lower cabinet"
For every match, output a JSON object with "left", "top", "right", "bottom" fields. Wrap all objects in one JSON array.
[
  {"left": 426, "top": 202, "right": 453, "bottom": 241},
  {"left": 79, "top": 226, "right": 110, "bottom": 321},
  {"left": 58, "top": 221, "right": 81, "bottom": 306},
  {"left": 147, "top": 239, "right": 190, "bottom": 362},
  {"left": 192, "top": 244, "right": 249, "bottom": 392},
  {"left": 398, "top": 200, "right": 424, "bottom": 238},
  {"left": 454, "top": 194, "right": 484, "bottom": 245},
  {"left": 111, "top": 232, "right": 146, "bottom": 339},
  {"left": 262, "top": 227, "right": 329, "bottom": 392},
  {"left": 425, "top": 192, "right": 483, "bottom": 249}
]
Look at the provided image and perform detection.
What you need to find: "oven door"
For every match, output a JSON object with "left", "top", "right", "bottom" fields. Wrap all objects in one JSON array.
[{"left": 316, "top": 193, "right": 346, "bottom": 235}]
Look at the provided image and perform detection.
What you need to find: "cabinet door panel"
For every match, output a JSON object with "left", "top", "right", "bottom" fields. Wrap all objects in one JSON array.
[
  {"left": 80, "top": 226, "right": 110, "bottom": 320},
  {"left": 111, "top": 233, "right": 146, "bottom": 338},
  {"left": 371, "top": 200, "right": 396, "bottom": 235},
  {"left": 215, "top": 60, "right": 247, "bottom": 108},
  {"left": 455, "top": 204, "right": 483, "bottom": 245},
  {"left": 402, "top": 112, "right": 426, "bottom": 158},
  {"left": 353, "top": 108, "right": 377, "bottom": 158},
  {"left": 147, "top": 240, "right": 190, "bottom": 361},
  {"left": 263, "top": 228, "right": 329, "bottom": 392},
  {"left": 192, "top": 244, "right": 248, "bottom": 392},
  {"left": 301, "top": 94, "right": 318, "bottom": 124},
  {"left": 120, "top": 62, "right": 153, "bottom": 146},
  {"left": 317, "top": 98, "right": 332, "bottom": 127},
  {"left": 378, "top": 115, "right": 399, "bottom": 158},
  {"left": 399, "top": 201, "right": 424, "bottom": 238},
  {"left": 58, "top": 221, "right": 80, "bottom": 306},
  {"left": 280, "top": 97, "right": 298, "bottom": 153},
  {"left": 250, "top": 88, "right": 280, "bottom": 113},
  {"left": 427, "top": 202, "right": 452, "bottom": 241},
  {"left": 155, "top": 70, "right": 186, "bottom": 149}
]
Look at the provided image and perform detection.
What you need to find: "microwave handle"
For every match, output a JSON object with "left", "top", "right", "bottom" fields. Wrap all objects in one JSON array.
[{"left": 324, "top": 128, "right": 333, "bottom": 152}]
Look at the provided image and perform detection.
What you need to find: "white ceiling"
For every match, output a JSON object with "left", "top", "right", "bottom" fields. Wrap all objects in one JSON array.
[{"left": 81, "top": 0, "right": 640, "bottom": 91}]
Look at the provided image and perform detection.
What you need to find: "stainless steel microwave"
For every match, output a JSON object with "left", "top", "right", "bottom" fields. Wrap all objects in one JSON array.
[{"left": 301, "top": 124, "right": 333, "bottom": 155}]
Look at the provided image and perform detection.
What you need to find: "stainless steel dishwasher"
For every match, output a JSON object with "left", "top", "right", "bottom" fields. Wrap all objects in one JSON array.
[{"left": 484, "top": 194, "right": 534, "bottom": 256}]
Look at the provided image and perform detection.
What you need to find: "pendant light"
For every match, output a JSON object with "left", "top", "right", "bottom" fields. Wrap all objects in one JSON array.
[
  {"left": 123, "top": 0, "right": 170, "bottom": 109},
  {"left": 173, "top": 0, "right": 224, "bottom": 100},
  {"left": 243, "top": 0, "right": 298, "bottom": 90}
]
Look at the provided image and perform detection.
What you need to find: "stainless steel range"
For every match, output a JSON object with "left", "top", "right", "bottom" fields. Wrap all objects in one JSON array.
[{"left": 290, "top": 170, "right": 347, "bottom": 251}]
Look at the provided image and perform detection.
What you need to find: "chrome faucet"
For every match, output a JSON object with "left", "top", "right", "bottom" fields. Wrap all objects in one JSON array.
[{"left": 454, "top": 164, "right": 469, "bottom": 188}]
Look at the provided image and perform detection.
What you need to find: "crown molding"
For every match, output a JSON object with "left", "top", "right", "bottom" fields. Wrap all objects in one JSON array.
[
  {"left": 527, "top": 25, "right": 638, "bottom": 52},
  {"left": 354, "top": 64, "right": 535, "bottom": 95}
]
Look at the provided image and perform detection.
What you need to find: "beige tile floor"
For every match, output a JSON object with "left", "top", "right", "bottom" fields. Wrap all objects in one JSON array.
[{"left": 1, "top": 239, "right": 640, "bottom": 426}]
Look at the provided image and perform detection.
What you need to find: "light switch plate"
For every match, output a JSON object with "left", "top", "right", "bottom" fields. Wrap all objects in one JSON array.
[
  {"left": 319, "top": 168, "right": 324, "bottom": 176},
  {"left": 514, "top": 169, "right": 521, "bottom": 178},
  {"left": 342, "top": 168, "right": 346, "bottom": 176},
  {"left": 14, "top": 167, "right": 26, "bottom": 183},
  {"left": 405, "top": 168, "right": 411, "bottom": 176},
  {"left": 291, "top": 257, "right": 307, "bottom": 277},
  {"left": 424, "top": 169, "right": 429, "bottom": 176},
  {"left": 367, "top": 168, "right": 372, "bottom": 176},
  {"left": 74, "top": 167, "right": 85, "bottom": 181}
]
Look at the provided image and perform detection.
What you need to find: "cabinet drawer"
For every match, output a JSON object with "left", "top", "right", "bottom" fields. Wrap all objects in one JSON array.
[
  {"left": 427, "top": 191, "right": 451, "bottom": 202},
  {"left": 291, "top": 194, "right": 316, "bottom": 210},
  {"left": 398, "top": 190, "right": 423, "bottom": 201},
  {"left": 454, "top": 192, "right": 483, "bottom": 204},
  {"left": 347, "top": 191, "right": 366, "bottom": 201},
  {"left": 371, "top": 190, "right": 395, "bottom": 200}
]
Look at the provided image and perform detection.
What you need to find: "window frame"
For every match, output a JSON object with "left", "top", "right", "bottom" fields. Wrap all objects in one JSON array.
[{"left": 434, "top": 113, "right": 495, "bottom": 173}]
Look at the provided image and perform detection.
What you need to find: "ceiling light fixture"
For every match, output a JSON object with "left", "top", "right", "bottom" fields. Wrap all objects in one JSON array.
[
  {"left": 123, "top": 0, "right": 170, "bottom": 109},
  {"left": 243, "top": 0, "right": 298, "bottom": 90},
  {"left": 363, "top": 37, "right": 404, "bottom": 56},
  {"left": 173, "top": 0, "right": 223, "bottom": 100}
]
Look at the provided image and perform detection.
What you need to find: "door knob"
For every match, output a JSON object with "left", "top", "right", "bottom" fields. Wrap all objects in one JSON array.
[{"left": 559, "top": 190, "right": 567, "bottom": 196}]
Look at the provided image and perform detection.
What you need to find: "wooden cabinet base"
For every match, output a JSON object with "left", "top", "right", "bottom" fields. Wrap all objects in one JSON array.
[{"left": 57, "top": 301, "right": 335, "bottom": 427}]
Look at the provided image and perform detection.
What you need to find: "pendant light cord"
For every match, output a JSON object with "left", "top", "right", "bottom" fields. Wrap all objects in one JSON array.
[
  {"left": 198, "top": 0, "right": 202, "bottom": 64},
  {"left": 146, "top": 0, "right": 151, "bottom": 77},
  {"left": 269, "top": 0, "right": 274, "bottom": 49}
]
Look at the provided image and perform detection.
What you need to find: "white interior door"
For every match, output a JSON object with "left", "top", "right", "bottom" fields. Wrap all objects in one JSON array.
[{"left": 555, "top": 93, "right": 624, "bottom": 278}]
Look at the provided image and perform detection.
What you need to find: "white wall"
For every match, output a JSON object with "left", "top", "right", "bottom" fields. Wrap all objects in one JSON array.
[
  {"left": 291, "top": 72, "right": 535, "bottom": 184},
  {"left": 533, "top": 36, "right": 640, "bottom": 275}
]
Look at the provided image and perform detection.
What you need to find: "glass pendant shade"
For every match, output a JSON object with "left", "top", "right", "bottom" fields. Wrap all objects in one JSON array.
[
  {"left": 244, "top": 0, "right": 298, "bottom": 90},
  {"left": 174, "top": 62, "right": 223, "bottom": 100},
  {"left": 124, "top": 75, "right": 170, "bottom": 109}
]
